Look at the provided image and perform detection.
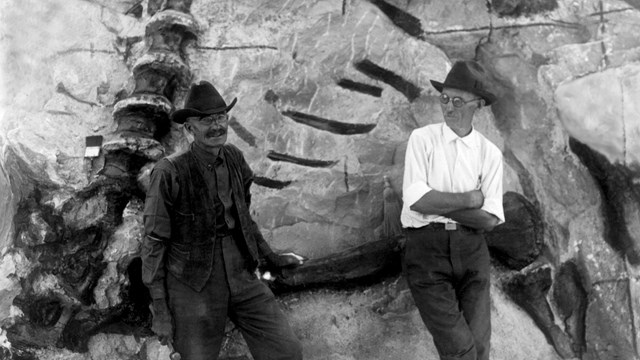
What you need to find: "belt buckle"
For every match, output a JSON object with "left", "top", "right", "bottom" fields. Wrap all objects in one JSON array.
[{"left": 445, "top": 223, "right": 457, "bottom": 231}]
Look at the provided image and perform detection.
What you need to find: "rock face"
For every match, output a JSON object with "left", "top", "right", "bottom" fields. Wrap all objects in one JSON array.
[{"left": 1, "top": 0, "right": 640, "bottom": 359}]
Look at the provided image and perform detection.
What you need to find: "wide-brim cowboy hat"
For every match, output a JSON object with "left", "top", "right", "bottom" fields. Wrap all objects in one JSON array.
[
  {"left": 170, "top": 81, "right": 237, "bottom": 124},
  {"left": 430, "top": 60, "right": 497, "bottom": 106}
]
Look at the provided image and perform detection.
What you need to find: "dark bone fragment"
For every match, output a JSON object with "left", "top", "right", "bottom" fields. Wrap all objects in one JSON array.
[
  {"left": 281, "top": 110, "right": 376, "bottom": 135},
  {"left": 267, "top": 151, "right": 338, "bottom": 168}
]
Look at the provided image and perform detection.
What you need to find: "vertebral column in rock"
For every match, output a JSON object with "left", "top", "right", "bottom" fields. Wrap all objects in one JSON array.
[{"left": 102, "top": 1, "right": 197, "bottom": 179}]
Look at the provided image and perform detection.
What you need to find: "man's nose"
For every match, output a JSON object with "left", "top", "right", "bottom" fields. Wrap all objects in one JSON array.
[
  {"left": 443, "top": 101, "right": 455, "bottom": 113},
  {"left": 209, "top": 121, "right": 226, "bottom": 129}
]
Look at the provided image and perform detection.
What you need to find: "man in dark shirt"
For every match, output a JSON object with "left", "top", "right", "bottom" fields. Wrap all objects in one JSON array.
[{"left": 141, "top": 81, "right": 304, "bottom": 360}]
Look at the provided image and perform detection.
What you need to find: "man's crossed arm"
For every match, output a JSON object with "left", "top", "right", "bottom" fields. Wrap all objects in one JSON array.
[{"left": 410, "top": 189, "right": 500, "bottom": 232}]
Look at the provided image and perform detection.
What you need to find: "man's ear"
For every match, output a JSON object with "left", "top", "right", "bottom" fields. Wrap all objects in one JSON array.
[
  {"left": 478, "top": 99, "right": 485, "bottom": 108},
  {"left": 183, "top": 121, "right": 193, "bottom": 134}
]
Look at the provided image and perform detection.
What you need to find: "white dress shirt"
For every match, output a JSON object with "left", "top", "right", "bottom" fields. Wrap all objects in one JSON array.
[{"left": 401, "top": 123, "right": 504, "bottom": 228}]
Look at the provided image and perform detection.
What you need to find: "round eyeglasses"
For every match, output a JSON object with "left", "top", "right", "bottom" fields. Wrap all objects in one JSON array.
[
  {"left": 198, "top": 113, "right": 229, "bottom": 125},
  {"left": 439, "top": 93, "right": 481, "bottom": 108}
]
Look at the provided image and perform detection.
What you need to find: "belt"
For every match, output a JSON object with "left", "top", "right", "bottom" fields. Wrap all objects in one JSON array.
[{"left": 410, "top": 222, "right": 478, "bottom": 233}]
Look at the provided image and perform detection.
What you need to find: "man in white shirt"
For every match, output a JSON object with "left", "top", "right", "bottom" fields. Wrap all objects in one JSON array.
[{"left": 401, "top": 60, "right": 504, "bottom": 360}]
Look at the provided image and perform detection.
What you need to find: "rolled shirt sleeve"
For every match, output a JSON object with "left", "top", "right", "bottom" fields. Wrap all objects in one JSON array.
[
  {"left": 402, "top": 131, "right": 434, "bottom": 207},
  {"left": 479, "top": 144, "right": 505, "bottom": 224}
]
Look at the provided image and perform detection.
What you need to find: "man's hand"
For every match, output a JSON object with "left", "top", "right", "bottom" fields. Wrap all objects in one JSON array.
[
  {"left": 150, "top": 299, "right": 173, "bottom": 345},
  {"left": 266, "top": 252, "right": 305, "bottom": 269}
]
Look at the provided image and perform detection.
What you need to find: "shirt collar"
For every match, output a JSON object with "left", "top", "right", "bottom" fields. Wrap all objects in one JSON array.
[
  {"left": 191, "top": 142, "right": 224, "bottom": 169},
  {"left": 441, "top": 123, "right": 478, "bottom": 148}
]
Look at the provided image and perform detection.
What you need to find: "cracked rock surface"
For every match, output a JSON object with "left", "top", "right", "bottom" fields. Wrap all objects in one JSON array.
[{"left": 1, "top": 0, "right": 640, "bottom": 359}]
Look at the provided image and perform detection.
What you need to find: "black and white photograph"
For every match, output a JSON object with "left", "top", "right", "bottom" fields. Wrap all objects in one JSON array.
[{"left": 1, "top": 1, "right": 639, "bottom": 359}]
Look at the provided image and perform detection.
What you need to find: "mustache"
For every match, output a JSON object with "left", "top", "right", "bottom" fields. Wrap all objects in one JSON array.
[{"left": 205, "top": 129, "right": 227, "bottom": 137}]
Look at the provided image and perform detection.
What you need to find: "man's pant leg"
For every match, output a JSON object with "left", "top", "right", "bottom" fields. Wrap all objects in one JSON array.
[
  {"left": 167, "top": 239, "right": 229, "bottom": 360},
  {"left": 228, "top": 277, "right": 303, "bottom": 360},
  {"left": 404, "top": 227, "right": 477, "bottom": 360},
  {"left": 220, "top": 233, "right": 302, "bottom": 360},
  {"left": 454, "top": 231, "right": 491, "bottom": 360}
]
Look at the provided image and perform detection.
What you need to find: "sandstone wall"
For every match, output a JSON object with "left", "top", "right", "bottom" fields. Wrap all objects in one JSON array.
[{"left": 1, "top": 0, "right": 639, "bottom": 359}]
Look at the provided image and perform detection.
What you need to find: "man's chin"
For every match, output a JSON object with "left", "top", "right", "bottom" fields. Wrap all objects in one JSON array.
[{"left": 204, "top": 135, "right": 227, "bottom": 146}]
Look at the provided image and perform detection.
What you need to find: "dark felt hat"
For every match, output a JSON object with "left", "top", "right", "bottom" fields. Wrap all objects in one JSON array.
[
  {"left": 430, "top": 60, "right": 497, "bottom": 106},
  {"left": 170, "top": 81, "right": 237, "bottom": 124}
]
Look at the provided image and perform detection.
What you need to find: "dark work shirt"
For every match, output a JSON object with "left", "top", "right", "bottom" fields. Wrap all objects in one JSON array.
[
  {"left": 142, "top": 143, "right": 274, "bottom": 299},
  {"left": 191, "top": 143, "right": 236, "bottom": 231}
]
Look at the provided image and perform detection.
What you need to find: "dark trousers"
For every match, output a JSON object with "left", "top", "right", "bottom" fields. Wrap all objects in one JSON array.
[
  {"left": 403, "top": 225, "right": 491, "bottom": 360},
  {"left": 167, "top": 234, "right": 302, "bottom": 360}
]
